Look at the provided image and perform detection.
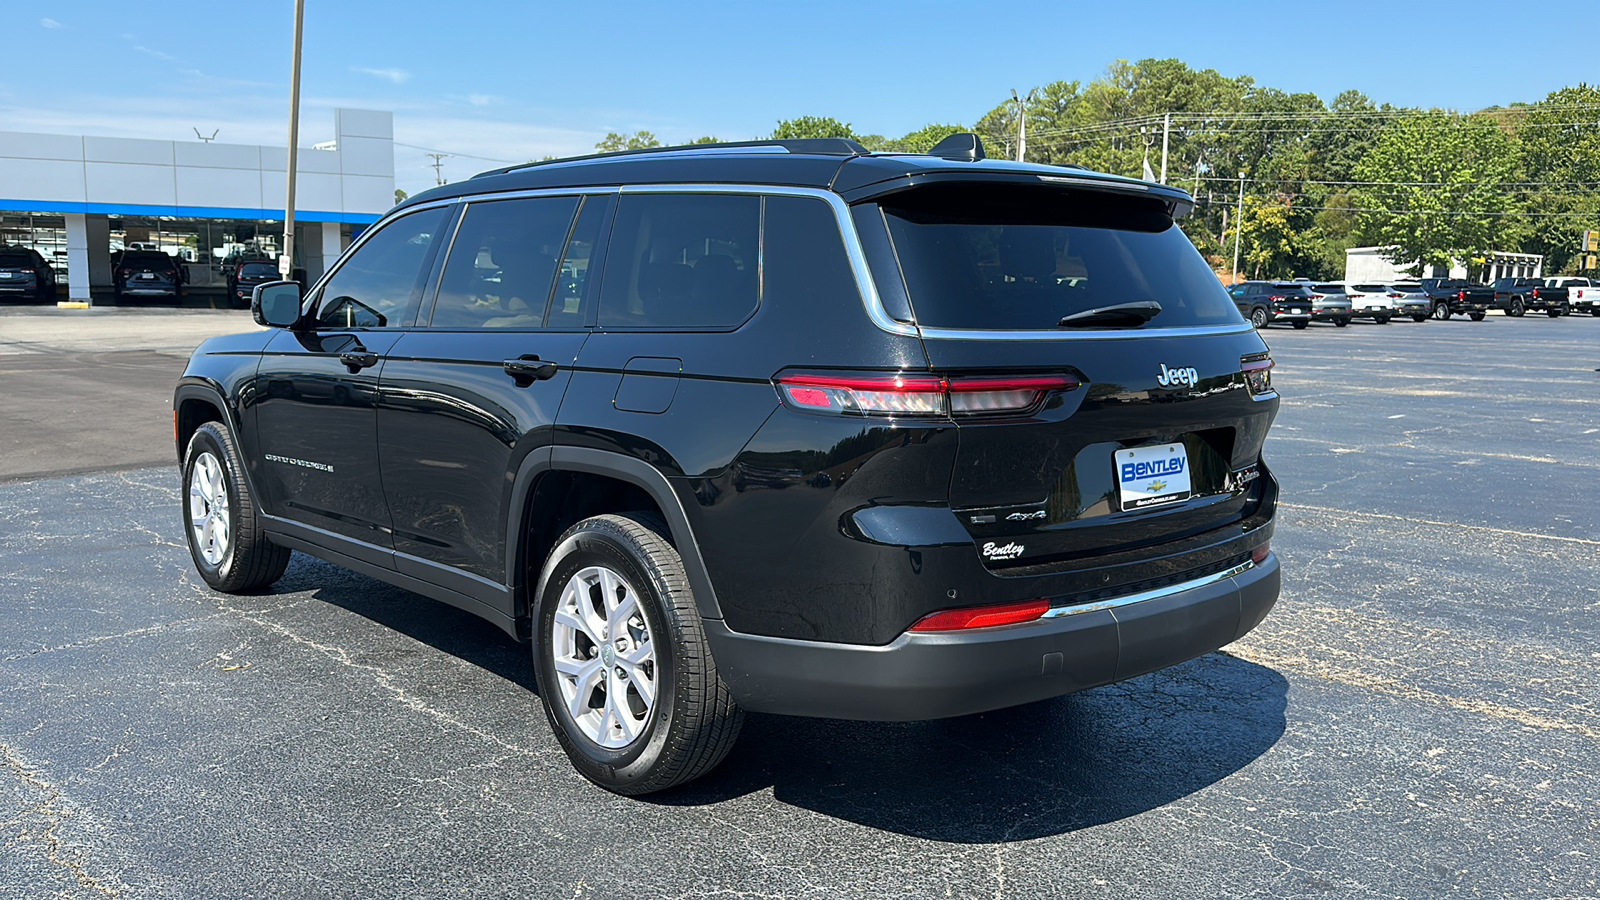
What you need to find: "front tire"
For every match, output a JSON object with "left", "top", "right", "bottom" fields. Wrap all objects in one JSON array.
[
  {"left": 533, "top": 513, "right": 743, "bottom": 795},
  {"left": 1469, "top": 312, "right": 1486, "bottom": 321},
  {"left": 182, "top": 421, "right": 291, "bottom": 592}
]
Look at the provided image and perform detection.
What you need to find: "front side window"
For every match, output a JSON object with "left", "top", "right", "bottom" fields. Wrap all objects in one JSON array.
[
  {"left": 879, "top": 185, "right": 1238, "bottom": 330},
  {"left": 315, "top": 206, "right": 448, "bottom": 329},
  {"left": 598, "top": 193, "right": 760, "bottom": 328},
  {"left": 429, "top": 196, "right": 579, "bottom": 329}
]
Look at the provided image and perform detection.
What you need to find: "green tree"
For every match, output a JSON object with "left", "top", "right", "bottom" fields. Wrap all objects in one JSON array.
[
  {"left": 1353, "top": 113, "right": 1522, "bottom": 274},
  {"left": 691, "top": 135, "right": 722, "bottom": 144},
  {"left": 1510, "top": 85, "right": 1600, "bottom": 273},
  {"left": 393, "top": 188, "right": 408, "bottom": 205},
  {"left": 596, "top": 130, "right": 661, "bottom": 153},
  {"left": 770, "top": 116, "right": 857, "bottom": 141},
  {"left": 892, "top": 123, "right": 967, "bottom": 154}
]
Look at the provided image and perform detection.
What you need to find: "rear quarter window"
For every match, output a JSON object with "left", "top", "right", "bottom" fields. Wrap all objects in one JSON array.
[
  {"left": 876, "top": 185, "right": 1238, "bottom": 330},
  {"left": 598, "top": 193, "right": 760, "bottom": 329}
]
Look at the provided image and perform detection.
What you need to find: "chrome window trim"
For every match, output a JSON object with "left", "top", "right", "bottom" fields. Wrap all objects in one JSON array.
[
  {"left": 361, "top": 184, "right": 1250, "bottom": 342},
  {"left": 1040, "top": 560, "right": 1256, "bottom": 618}
]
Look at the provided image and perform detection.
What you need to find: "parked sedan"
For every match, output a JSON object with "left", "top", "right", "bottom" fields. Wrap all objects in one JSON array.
[
  {"left": 114, "top": 251, "right": 185, "bottom": 304},
  {"left": 1385, "top": 283, "right": 1432, "bottom": 321},
  {"left": 0, "top": 246, "right": 58, "bottom": 303},
  {"left": 1343, "top": 282, "right": 1396, "bottom": 324}
]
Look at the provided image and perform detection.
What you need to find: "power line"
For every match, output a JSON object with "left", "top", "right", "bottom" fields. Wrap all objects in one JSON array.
[
  {"left": 393, "top": 140, "right": 517, "bottom": 164},
  {"left": 1191, "top": 197, "right": 1600, "bottom": 218}
]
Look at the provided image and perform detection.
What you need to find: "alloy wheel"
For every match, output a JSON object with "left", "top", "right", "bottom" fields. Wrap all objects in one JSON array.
[
  {"left": 551, "top": 565, "right": 658, "bottom": 749},
  {"left": 188, "top": 451, "right": 231, "bottom": 567}
]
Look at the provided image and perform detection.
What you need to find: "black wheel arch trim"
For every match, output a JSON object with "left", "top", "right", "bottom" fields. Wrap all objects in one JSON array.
[
  {"left": 173, "top": 381, "right": 261, "bottom": 500},
  {"left": 510, "top": 446, "right": 724, "bottom": 624}
]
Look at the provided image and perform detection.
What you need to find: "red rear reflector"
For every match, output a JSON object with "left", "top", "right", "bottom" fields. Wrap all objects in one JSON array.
[
  {"left": 785, "top": 387, "right": 831, "bottom": 408},
  {"left": 1251, "top": 543, "right": 1271, "bottom": 565},
  {"left": 909, "top": 599, "right": 1051, "bottom": 633}
]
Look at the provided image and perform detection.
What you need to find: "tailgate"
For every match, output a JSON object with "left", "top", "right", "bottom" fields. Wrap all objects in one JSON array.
[{"left": 927, "top": 332, "right": 1275, "bottom": 570}]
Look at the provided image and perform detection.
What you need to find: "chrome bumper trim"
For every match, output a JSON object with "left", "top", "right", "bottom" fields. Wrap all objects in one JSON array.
[{"left": 1041, "top": 560, "right": 1256, "bottom": 618}]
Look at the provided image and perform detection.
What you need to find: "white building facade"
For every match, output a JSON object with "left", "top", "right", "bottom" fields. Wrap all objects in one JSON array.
[{"left": 0, "top": 109, "right": 395, "bottom": 303}]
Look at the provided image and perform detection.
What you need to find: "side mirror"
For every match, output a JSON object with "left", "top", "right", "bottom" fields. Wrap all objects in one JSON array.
[{"left": 253, "top": 281, "right": 304, "bottom": 328}]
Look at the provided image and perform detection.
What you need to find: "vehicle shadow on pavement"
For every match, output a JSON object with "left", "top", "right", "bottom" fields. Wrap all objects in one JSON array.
[{"left": 659, "top": 651, "right": 1287, "bottom": 842}]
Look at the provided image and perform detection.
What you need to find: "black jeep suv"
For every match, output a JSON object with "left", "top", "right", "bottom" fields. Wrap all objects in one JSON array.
[{"left": 174, "top": 135, "right": 1282, "bottom": 794}]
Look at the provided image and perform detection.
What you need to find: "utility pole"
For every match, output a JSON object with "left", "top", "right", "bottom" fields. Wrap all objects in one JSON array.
[
  {"left": 427, "top": 153, "right": 449, "bottom": 186},
  {"left": 1011, "top": 88, "right": 1037, "bottom": 163},
  {"left": 1231, "top": 171, "right": 1246, "bottom": 284},
  {"left": 280, "top": 0, "right": 305, "bottom": 280},
  {"left": 1191, "top": 156, "right": 1203, "bottom": 199},
  {"left": 1159, "top": 112, "right": 1170, "bottom": 184}
]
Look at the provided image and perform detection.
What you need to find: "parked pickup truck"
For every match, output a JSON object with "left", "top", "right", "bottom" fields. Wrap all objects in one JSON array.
[
  {"left": 1547, "top": 277, "right": 1598, "bottom": 316},
  {"left": 1419, "top": 278, "right": 1491, "bottom": 320},
  {"left": 1491, "top": 277, "right": 1568, "bottom": 317}
]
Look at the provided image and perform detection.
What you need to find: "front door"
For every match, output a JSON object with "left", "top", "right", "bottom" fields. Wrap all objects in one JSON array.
[{"left": 249, "top": 204, "right": 453, "bottom": 553}]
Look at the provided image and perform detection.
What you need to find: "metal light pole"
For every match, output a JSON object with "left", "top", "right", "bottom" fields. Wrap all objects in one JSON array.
[
  {"left": 1011, "top": 88, "right": 1037, "bottom": 163},
  {"left": 1231, "top": 171, "right": 1245, "bottom": 284},
  {"left": 1159, "top": 112, "right": 1170, "bottom": 184},
  {"left": 280, "top": 0, "right": 305, "bottom": 280}
]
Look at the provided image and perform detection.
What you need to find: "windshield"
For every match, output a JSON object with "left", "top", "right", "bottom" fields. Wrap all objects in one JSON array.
[
  {"left": 876, "top": 185, "right": 1239, "bottom": 330},
  {"left": 240, "top": 263, "right": 278, "bottom": 277},
  {"left": 0, "top": 251, "right": 35, "bottom": 267}
]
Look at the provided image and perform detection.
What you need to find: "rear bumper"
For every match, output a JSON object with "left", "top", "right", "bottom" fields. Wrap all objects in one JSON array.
[{"left": 707, "top": 553, "right": 1281, "bottom": 721}]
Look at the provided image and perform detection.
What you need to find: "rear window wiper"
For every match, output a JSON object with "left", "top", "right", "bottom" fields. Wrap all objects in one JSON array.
[{"left": 1057, "top": 301, "right": 1162, "bottom": 328}]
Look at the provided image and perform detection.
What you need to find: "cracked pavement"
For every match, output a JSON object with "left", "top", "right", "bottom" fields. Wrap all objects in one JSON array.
[{"left": 1, "top": 313, "right": 1597, "bottom": 898}]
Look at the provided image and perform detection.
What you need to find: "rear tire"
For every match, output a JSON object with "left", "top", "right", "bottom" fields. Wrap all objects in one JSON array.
[
  {"left": 533, "top": 513, "right": 743, "bottom": 795},
  {"left": 1469, "top": 312, "right": 1486, "bottom": 321},
  {"left": 182, "top": 421, "right": 291, "bottom": 592},
  {"left": 1412, "top": 314, "right": 1428, "bottom": 322},
  {"left": 1291, "top": 320, "right": 1308, "bottom": 330},
  {"left": 1432, "top": 303, "right": 1451, "bottom": 320},
  {"left": 1334, "top": 318, "right": 1349, "bottom": 327},
  {"left": 1508, "top": 298, "right": 1525, "bottom": 317},
  {"left": 1377, "top": 316, "right": 1392, "bottom": 325},
  {"left": 1250, "top": 307, "right": 1269, "bottom": 329},
  {"left": 1547, "top": 308, "right": 1562, "bottom": 318}
]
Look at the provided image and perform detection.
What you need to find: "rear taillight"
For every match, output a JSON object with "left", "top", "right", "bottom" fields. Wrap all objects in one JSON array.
[
  {"left": 908, "top": 599, "right": 1050, "bottom": 633},
  {"left": 1242, "top": 356, "right": 1274, "bottom": 395},
  {"left": 776, "top": 372, "right": 1077, "bottom": 418},
  {"left": 1268, "top": 295, "right": 1285, "bottom": 302},
  {"left": 1387, "top": 292, "right": 1403, "bottom": 298},
  {"left": 1532, "top": 288, "right": 1540, "bottom": 299},
  {"left": 1251, "top": 543, "right": 1271, "bottom": 565},
  {"left": 1458, "top": 290, "right": 1466, "bottom": 301}
]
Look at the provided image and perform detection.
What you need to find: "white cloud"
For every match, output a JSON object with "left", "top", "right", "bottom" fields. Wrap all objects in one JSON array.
[
  {"left": 467, "top": 94, "right": 496, "bottom": 107},
  {"left": 351, "top": 67, "right": 409, "bottom": 85},
  {"left": 40, "top": 18, "right": 62, "bottom": 29},
  {"left": 133, "top": 45, "right": 177, "bottom": 62}
]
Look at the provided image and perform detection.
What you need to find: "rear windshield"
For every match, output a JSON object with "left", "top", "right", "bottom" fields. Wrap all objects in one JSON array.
[
  {"left": 1391, "top": 283, "right": 1420, "bottom": 291},
  {"left": 1353, "top": 284, "right": 1388, "bottom": 292},
  {"left": 239, "top": 262, "right": 278, "bottom": 277},
  {"left": 876, "top": 185, "right": 1238, "bottom": 330},
  {"left": 0, "top": 251, "right": 36, "bottom": 267},
  {"left": 1313, "top": 284, "right": 1343, "bottom": 292},
  {"left": 1271, "top": 284, "right": 1314, "bottom": 297}
]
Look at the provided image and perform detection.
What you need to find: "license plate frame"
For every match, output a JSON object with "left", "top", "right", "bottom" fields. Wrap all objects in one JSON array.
[{"left": 1115, "top": 442, "right": 1192, "bottom": 511}]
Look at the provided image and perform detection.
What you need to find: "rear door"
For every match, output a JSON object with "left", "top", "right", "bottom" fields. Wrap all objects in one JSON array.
[
  {"left": 873, "top": 184, "right": 1277, "bottom": 576},
  {"left": 376, "top": 192, "right": 608, "bottom": 598}
]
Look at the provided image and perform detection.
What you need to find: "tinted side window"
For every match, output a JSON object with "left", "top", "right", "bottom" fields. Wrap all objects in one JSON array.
[
  {"left": 547, "top": 195, "right": 610, "bottom": 329},
  {"left": 429, "top": 196, "right": 578, "bottom": 329},
  {"left": 598, "top": 193, "right": 760, "bottom": 329},
  {"left": 764, "top": 194, "right": 859, "bottom": 324},
  {"left": 317, "top": 206, "right": 448, "bottom": 329}
]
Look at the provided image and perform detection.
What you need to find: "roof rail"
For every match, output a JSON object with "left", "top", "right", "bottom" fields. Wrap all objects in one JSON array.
[{"left": 474, "top": 137, "right": 870, "bottom": 179}]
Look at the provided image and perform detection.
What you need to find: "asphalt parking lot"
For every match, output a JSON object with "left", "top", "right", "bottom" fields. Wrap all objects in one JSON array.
[{"left": 1, "top": 310, "right": 1597, "bottom": 898}]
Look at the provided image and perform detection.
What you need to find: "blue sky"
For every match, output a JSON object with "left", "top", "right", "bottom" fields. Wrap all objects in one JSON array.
[{"left": 6, "top": 0, "right": 1594, "bottom": 194}]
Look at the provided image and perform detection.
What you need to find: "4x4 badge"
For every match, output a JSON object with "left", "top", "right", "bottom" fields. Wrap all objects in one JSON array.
[{"left": 1005, "top": 510, "right": 1046, "bottom": 521}]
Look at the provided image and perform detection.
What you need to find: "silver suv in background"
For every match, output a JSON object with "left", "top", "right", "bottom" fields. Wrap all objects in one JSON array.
[
  {"left": 1306, "top": 283, "right": 1352, "bottom": 327},
  {"left": 1384, "top": 283, "right": 1431, "bottom": 321}
]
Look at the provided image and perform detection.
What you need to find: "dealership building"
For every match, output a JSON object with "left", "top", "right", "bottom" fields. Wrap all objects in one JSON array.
[{"left": 0, "top": 109, "right": 395, "bottom": 304}]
